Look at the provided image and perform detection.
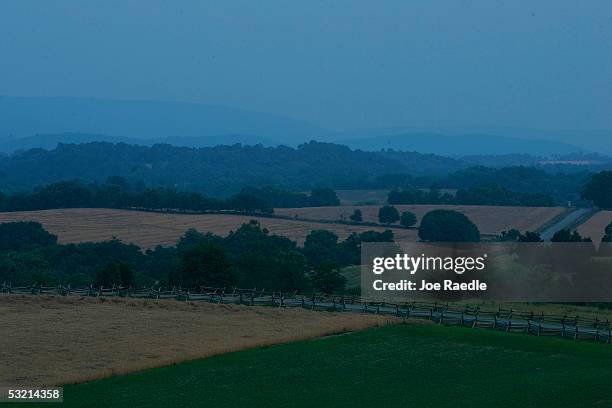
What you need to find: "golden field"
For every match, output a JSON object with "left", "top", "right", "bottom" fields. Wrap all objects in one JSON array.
[
  {"left": 275, "top": 204, "right": 566, "bottom": 235},
  {"left": 577, "top": 210, "right": 612, "bottom": 243},
  {"left": 0, "top": 295, "right": 396, "bottom": 387},
  {"left": 0, "top": 208, "right": 417, "bottom": 249}
]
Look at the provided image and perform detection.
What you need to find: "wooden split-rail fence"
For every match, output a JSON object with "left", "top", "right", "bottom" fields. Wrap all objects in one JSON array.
[{"left": 2, "top": 283, "right": 611, "bottom": 344}]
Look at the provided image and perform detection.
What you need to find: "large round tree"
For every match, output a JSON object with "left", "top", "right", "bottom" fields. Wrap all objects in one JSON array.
[
  {"left": 582, "top": 171, "right": 612, "bottom": 209},
  {"left": 378, "top": 205, "right": 400, "bottom": 224},
  {"left": 418, "top": 210, "right": 480, "bottom": 242}
]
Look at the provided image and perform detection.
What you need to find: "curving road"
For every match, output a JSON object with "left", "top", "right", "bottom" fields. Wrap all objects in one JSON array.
[{"left": 539, "top": 208, "right": 592, "bottom": 241}]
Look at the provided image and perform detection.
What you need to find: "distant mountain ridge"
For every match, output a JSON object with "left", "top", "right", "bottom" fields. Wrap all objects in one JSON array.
[
  {"left": 338, "top": 132, "right": 584, "bottom": 156},
  {"left": 1, "top": 96, "right": 609, "bottom": 156},
  {"left": 0, "top": 95, "right": 326, "bottom": 146},
  {"left": 0, "top": 133, "right": 281, "bottom": 153}
]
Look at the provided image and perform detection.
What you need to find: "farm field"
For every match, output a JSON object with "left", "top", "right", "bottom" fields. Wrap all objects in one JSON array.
[
  {"left": 276, "top": 204, "right": 567, "bottom": 235},
  {"left": 577, "top": 210, "right": 612, "bottom": 244},
  {"left": 335, "top": 189, "right": 391, "bottom": 205},
  {"left": 0, "top": 295, "right": 393, "bottom": 387},
  {"left": 335, "top": 189, "right": 457, "bottom": 205},
  {"left": 29, "top": 324, "right": 612, "bottom": 408},
  {"left": 0, "top": 208, "right": 416, "bottom": 249}
]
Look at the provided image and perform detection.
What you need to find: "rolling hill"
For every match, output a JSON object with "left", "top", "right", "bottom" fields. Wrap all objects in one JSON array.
[{"left": 0, "top": 95, "right": 328, "bottom": 147}]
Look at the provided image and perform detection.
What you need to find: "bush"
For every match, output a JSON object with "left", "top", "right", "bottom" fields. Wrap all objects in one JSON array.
[
  {"left": 418, "top": 210, "right": 480, "bottom": 242},
  {"left": 349, "top": 209, "right": 363, "bottom": 222},
  {"left": 499, "top": 229, "right": 521, "bottom": 241},
  {"left": 400, "top": 211, "right": 417, "bottom": 227},
  {"left": 518, "top": 231, "right": 543, "bottom": 242},
  {"left": 309, "top": 188, "right": 340, "bottom": 207},
  {"left": 582, "top": 171, "right": 612, "bottom": 209},
  {"left": 603, "top": 222, "right": 612, "bottom": 243},
  {"left": 378, "top": 205, "right": 400, "bottom": 224},
  {"left": 309, "top": 263, "right": 346, "bottom": 294},
  {"left": 551, "top": 229, "right": 591, "bottom": 242},
  {"left": 181, "top": 243, "right": 236, "bottom": 287},
  {"left": 0, "top": 222, "right": 58, "bottom": 252}
]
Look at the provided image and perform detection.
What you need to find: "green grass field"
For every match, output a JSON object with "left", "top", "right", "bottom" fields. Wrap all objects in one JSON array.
[{"left": 24, "top": 324, "right": 612, "bottom": 408}]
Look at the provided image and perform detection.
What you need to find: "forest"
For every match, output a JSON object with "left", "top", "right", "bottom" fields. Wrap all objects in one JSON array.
[{"left": 0, "top": 141, "right": 594, "bottom": 204}]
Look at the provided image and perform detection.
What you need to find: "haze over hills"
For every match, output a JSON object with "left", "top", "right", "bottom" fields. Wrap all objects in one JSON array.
[
  {"left": 0, "top": 95, "right": 322, "bottom": 147},
  {"left": 338, "top": 132, "right": 583, "bottom": 157},
  {"left": 0, "top": 133, "right": 281, "bottom": 153},
  {"left": 1, "top": 96, "right": 609, "bottom": 156}
]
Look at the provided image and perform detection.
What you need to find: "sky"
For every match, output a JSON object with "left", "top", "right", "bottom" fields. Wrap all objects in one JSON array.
[{"left": 0, "top": 0, "right": 610, "bottom": 132}]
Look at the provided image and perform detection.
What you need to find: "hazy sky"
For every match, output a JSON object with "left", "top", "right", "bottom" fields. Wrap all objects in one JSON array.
[{"left": 0, "top": 0, "right": 610, "bottom": 131}]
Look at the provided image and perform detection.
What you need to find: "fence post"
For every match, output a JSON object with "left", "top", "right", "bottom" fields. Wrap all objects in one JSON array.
[
  {"left": 561, "top": 316, "right": 566, "bottom": 337},
  {"left": 574, "top": 326, "right": 578, "bottom": 341}
]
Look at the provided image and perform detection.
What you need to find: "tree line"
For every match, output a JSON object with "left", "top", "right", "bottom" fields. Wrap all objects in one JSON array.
[
  {"left": 0, "top": 220, "right": 391, "bottom": 294},
  {"left": 0, "top": 141, "right": 599, "bottom": 204},
  {"left": 3, "top": 212, "right": 611, "bottom": 293},
  {"left": 388, "top": 184, "right": 554, "bottom": 207},
  {"left": 0, "top": 178, "right": 340, "bottom": 213}
]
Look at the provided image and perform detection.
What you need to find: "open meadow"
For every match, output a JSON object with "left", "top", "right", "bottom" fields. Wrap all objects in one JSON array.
[
  {"left": 0, "top": 295, "right": 394, "bottom": 387},
  {"left": 335, "top": 189, "right": 457, "bottom": 205},
  {"left": 0, "top": 208, "right": 417, "bottom": 249},
  {"left": 21, "top": 324, "right": 612, "bottom": 408},
  {"left": 577, "top": 210, "right": 612, "bottom": 244},
  {"left": 275, "top": 205, "right": 567, "bottom": 235}
]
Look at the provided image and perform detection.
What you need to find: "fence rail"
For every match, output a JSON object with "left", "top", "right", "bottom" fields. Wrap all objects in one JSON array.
[{"left": 2, "top": 283, "right": 611, "bottom": 344}]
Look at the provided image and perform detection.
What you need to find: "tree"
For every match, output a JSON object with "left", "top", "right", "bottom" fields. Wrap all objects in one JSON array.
[
  {"left": 551, "top": 229, "right": 592, "bottom": 243},
  {"left": 118, "top": 261, "right": 137, "bottom": 287},
  {"left": 399, "top": 211, "right": 417, "bottom": 227},
  {"left": 0, "top": 251, "right": 51, "bottom": 286},
  {"left": 309, "top": 188, "right": 340, "bottom": 207},
  {"left": 309, "top": 263, "right": 346, "bottom": 294},
  {"left": 582, "top": 171, "right": 612, "bottom": 209},
  {"left": 181, "top": 243, "right": 236, "bottom": 287},
  {"left": 378, "top": 205, "right": 400, "bottom": 224},
  {"left": 349, "top": 209, "right": 363, "bottom": 222},
  {"left": 95, "top": 261, "right": 137, "bottom": 287},
  {"left": 418, "top": 210, "right": 480, "bottom": 242},
  {"left": 303, "top": 230, "right": 339, "bottom": 268},
  {"left": 0, "top": 222, "right": 58, "bottom": 252},
  {"left": 225, "top": 191, "right": 273, "bottom": 214},
  {"left": 603, "top": 222, "right": 612, "bottom": 243},
  {"left": 271, "top": 250, "right": 308, "bottom": 291},
  {"left": 95, "top": 262, "right": 121, "bottom": 287},
  {"left": 518, "top": 231, "right": 543, "bottom": 242},
  {"left": 499, "top": 229, "right": 521, "bottom": 241}
]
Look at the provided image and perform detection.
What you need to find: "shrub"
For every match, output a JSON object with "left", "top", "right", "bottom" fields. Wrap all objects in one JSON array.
[
  {"left": 418, "top": 210, "right": 480, "bottom": 242},
  {"left": 378, "top": 205, "right": 400, "bottom": 224},
  {"left": 399, "top": 211, "right": 417, "bottom": 227}
]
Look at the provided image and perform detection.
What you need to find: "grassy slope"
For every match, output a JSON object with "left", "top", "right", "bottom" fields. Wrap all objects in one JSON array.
[{"left": 31, "top": 324, "right": 612, "bottom": 408}]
